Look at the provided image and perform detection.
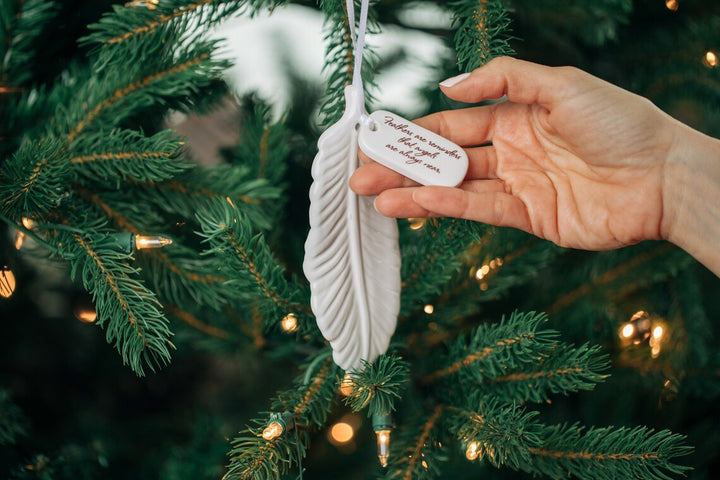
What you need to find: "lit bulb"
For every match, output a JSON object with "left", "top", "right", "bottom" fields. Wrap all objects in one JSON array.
[
  {"left": 650, "top": 324, "right": 666, "bottom": 358},
  {"left": 376, "top": 430, "right": 391, "bottom": 467},
  {"left": 329, "top": 422, "right": 355, "bottom": 445},
  {"left": 14, "top": 231, "right": 25, "bottom": 250},
  {"left": 339, "top": 373, "right": 354, "bottom": 396},
  {"left": 0, "top": 267, "right": 17, "bottom": 299},
  {"left": 262, "top": 421, "right": 284, "bottom": 441},
  {"left": 424, "top": 304, "right": 434, "bottom": 314},
  {"left": 704, "top": 51, "right": 718, "bottom": 67},
  {"left": 465, "top": 441, "right": 479, "bottom": 461},
  {"left": 620, "top": 323, "right": 635, "bottom": 339},
  {"left": 652, "top": 325, "right": 664, "bottom": 340},
  {"left": 619, "top": 310, "right": 651, "bottom": 345},
  {"left": 281, "top": 313, "right": 298, "bottom": 333},
  {"left": 665, "top": 0, "right": 678, "bottom": 11},
  {"left": 408, "top": 218, "right": 426, "bottom": 230},
  {"left": 135, "top": 235, "right": 173, "bottom": 250},
  {"left": 74, "top": 307, "right": 97, "bottom": 323}
]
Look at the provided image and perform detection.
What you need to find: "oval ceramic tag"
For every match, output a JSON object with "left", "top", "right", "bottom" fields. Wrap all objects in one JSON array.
[{"left": 358, "top": 110, "right": 469, "bottom": 187}]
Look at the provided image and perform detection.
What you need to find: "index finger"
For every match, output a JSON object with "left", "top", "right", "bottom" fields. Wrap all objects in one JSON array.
[{"left": 413, "top": 104, "right": 497, "bottom": 147}]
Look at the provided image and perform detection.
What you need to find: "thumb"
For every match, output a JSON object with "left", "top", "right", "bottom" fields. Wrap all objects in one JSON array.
[{"left": 439, "top": 56, "right": 566, "bottom": 108}]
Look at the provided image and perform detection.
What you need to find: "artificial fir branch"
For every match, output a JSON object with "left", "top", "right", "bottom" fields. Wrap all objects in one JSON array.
[
  {"left": 482, "top": 342, "right": 610, "bottom": 403},
  {"left": 66, "top": 51, "right": 218, "bottom": 142},
  {"left": 0, "top": 137, "right": 70, "bottom": 215},
  {"left": 83, "top": 0, "right": 287, "bottom": 48},
  {"left": 63, "top": 232, "right": 173, "bottom": 376},
  {"left": 386, "top": 405, "right": 445, "bottom": 480},
  {"left": 524, "top": 424, "right": 692, "bottom": 480},
  {"left": 547, "top": 243, "right": 678, "bottom": 315},
  {"left": 131, "top": 164, "right": 281, "bottom": 230},
  {"left": 400, "top": 218, "right": 484, "bottom": 316},
  {"left": 421, "top": 311, "right": 555, "bottom": 384},
  {"left": 226, "top": 353, "right": 339, "bottom": 480},
  {"left": 450, "top": 0, "right": 514, "bottom": 72},
  {"left": 0, "top": 0, "right": 57, "bottom": 87},
  {"left": 344, "top": 355, "right": 410, "bottom": 416},
  {"left": 68, "top": 129, "right": 191, "bottom": 183},
  {"left": 195, "top": 199, "right": 310, "bottom": 331},
  {"left": 318, "top": 0, "right": 378, "bottom": 125},
  {"left": 166, "top": 304, "right": 230, "bottom": 340}
]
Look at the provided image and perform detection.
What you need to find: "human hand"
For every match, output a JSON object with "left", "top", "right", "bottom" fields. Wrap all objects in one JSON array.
[{"left": 350, "top": 56, "right": 682, "bottom": 251}]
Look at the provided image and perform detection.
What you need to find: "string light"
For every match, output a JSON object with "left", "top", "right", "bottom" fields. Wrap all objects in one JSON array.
[
  {"left": 124, "top": 0, "right": 158, "bottom": 8},
  {"left": 372, "top": 412, "right": 393, "bottom": 468},
  {"left": 135, "top": 235, "right": 173, "bottom": 250},
  {"left": 665, "top": 0, "right": 678, "bottom": 11},
  {"left": 262, "top": 421, "right": 284, "bottom": 441},
  {"left": 261, "top": 412, "right": 294, "bottom": 441},
  {"left": 408, "top": 218, "right": 426, "bottom": 230},
  {"left": 704, "top": 51, "right": 718, "bottom": 68},
  {"left": 281, "top": 313, "right": 298, "bottom": 333},
  {"left": 649, "top": 324, "right": 665, "bottom": 358},
  {"left": 618, "top": 310, "right": 652, "bottom": 345},
  {"left": 376, "top": 430, "right": 391, "bottom": 467},
  {"left": 473, "top": 257, "right": 503, "bottom": 281},
  {"left": 0, "top": 267, "right": 16, "bottom": 299},
  {"left": 423, "top": 304, "right": 434, "bottom": 314},
  {"left": 73, "top": 303, "right": 97, "bottom": 323},
  {"left": 329, "top": 421, "right": 355, "bottom": 445},
  {"left": 339, "top": 373, "right": 355, "bottom": 396},
  {"left": 14, "top": 217, "right": 34, "bottom": 250},
  {"left": 465, "top": 441, "right": 479, "bottom": 461}
]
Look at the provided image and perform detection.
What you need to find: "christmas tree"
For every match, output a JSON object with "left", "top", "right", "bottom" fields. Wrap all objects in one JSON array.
[{"left": 2, "top": 0, "right": 720, "bottom": 479}]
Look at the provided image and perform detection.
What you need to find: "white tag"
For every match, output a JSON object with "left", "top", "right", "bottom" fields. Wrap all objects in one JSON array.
[{"left": 358, "top": 110, "right": 469, "bottom": 187}]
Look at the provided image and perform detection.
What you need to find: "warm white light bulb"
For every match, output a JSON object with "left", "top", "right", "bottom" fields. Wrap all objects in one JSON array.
[
  {"left": 281, "top": 313, "right": 298, "bottom": 333},
  {"left": 262, "top": 421, "right": 284, "bottom": 441},
  {"left": 135, "top": 235, "right": 173, "bottom": 250},
  {"left": 620, "top": 323, "right": 635, "bottom": 339},
  {"left": 465, "top": 441, "right": 479, "bottom": 461},
  {"left": 376, "top": 430, "right": 391, "bottom": 467}
]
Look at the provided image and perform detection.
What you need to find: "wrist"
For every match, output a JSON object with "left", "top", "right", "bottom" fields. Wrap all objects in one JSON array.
[{"left": 662, "top": 120, "right": 720, "bottom": 275}]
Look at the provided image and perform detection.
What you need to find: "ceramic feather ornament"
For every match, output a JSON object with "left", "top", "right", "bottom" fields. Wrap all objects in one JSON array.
[
  {"left": 303, "top": 0, "right": 468, "bottom": 371},
  {"left": 303, "top": 85, "right": 401, "bottom": 372}
]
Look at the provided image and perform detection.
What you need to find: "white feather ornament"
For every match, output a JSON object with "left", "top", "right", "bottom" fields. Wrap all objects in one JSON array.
[{"left": 303, "top": 86, "right": 401, "bottom": 372}]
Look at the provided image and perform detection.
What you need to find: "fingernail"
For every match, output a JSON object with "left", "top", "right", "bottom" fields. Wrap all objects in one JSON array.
[
  {"left": 439, "top": 72, "right": 470, "bottom": 88},
  {"left": 373, "top": 197, "right": 380, "bottom": 213}
]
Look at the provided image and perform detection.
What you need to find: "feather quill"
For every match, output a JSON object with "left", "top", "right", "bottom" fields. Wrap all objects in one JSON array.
[{"left": 303, "top": 86, "right": 401, "bottom": 372}]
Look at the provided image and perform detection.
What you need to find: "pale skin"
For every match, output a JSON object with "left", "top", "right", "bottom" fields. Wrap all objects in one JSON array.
[{"left": 350, "top": 56, "right": 720, "bottom": 276}]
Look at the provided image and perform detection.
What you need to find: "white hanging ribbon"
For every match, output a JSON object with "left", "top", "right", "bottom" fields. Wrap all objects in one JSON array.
[{"left": 345, "top": 0, "right": 373, "bottom": 126}]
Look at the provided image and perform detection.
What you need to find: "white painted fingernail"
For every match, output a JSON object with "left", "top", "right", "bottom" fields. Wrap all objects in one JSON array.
[{"left": 439, "top": 72, "right": 470, "bottom": 88}]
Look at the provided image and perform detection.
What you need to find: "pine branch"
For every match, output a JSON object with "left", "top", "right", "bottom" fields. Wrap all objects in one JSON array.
[
  {"left": 525, "top": 424, "right": 693, "bottom": 480},
  {"left": 344, "top": 354, "right": 410, "bottom": 417},
  {"left": 450, "top": 0, "right": 515, "bottom": 72},
  {"left": 400, "top": 218, "right": 485, "bottom": 316},
  {"left": 82, "top": 0, "right": 286, "bottom": 50},
  {"left": 61, "top": 231, "right": 173, "bottom": 376},
  {"left": 225, "top": 353, "right": 339, "bottom": 480},
  {"left": 63, "top": 44, "right": 228, "bottom": 142},
  {"left": 194, "top": 199, "right": 311, "bottom": 333},
  {"left": 318, "top": 0, "right": 378, "bottom": 125},
  {"left": 68, "top": 129, "right": 191, "bottom": 184},
  {"left": 130, "top": 164, "right": 281, "bottom": 231},
  {"left": 0, "top": 137, "right": 70, "bottom": 215},
  {"left": 384, "top": 405, "right": 445, "bottom": 480},
  {"left": 482, "top": 342, "right": 610, "bottom": 403},
  {"left": 0, "top": 0, "right": 57, "bottom": 87},
  {"left": 165, "top": 304, "right": 230, "bottom": 340},
  {"left": 422, "top": 311, "right": 555, "bottom": 384}
]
